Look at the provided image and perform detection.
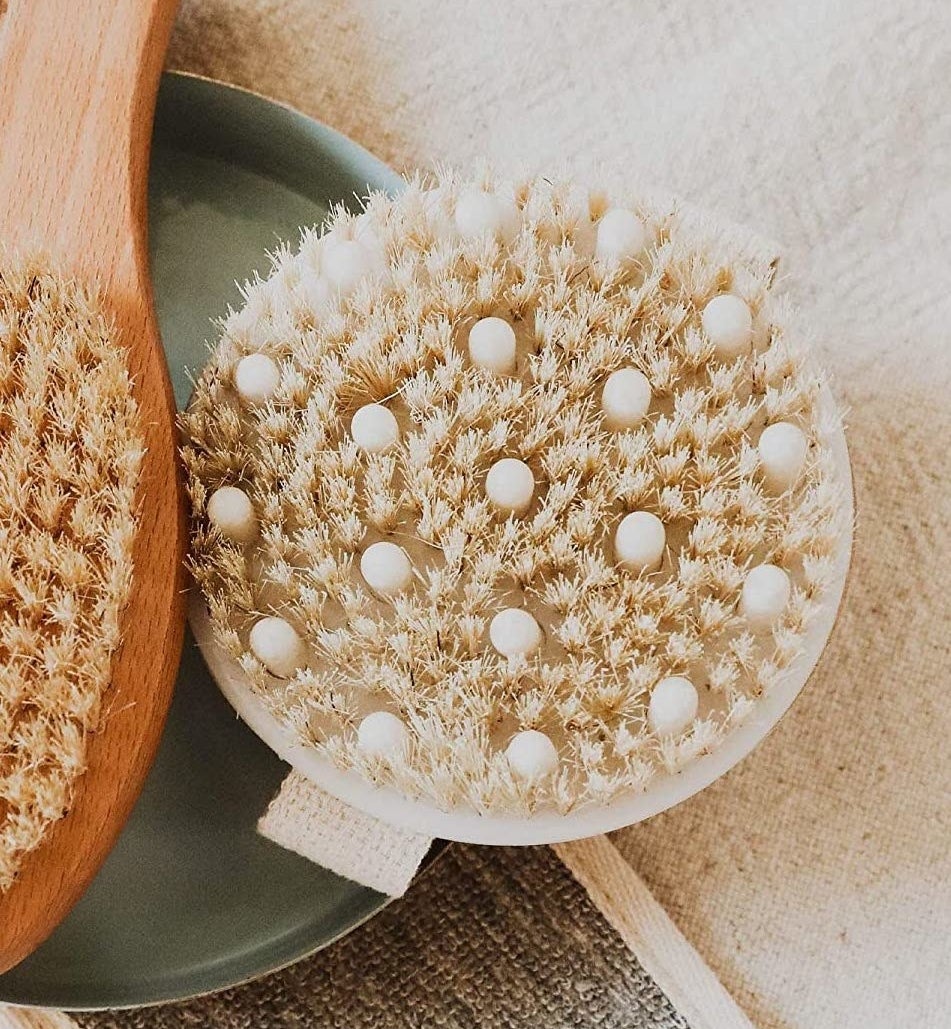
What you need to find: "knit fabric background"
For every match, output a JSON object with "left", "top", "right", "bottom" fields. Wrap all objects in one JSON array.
[{"left": 164, "top": 3, "right": 951, "bottom": 1027}]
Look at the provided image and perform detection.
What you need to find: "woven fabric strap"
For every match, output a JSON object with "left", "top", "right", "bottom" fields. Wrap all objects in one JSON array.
[{"left": 257, "top": 771, "right": 431, "bottom": 897}]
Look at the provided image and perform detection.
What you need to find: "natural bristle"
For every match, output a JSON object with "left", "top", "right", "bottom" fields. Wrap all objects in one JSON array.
[
  {"left": 0, "top": 257, "right": 142, "bottom": 891},
  {"left": 183, "top": 172, "right": 845, "bottom": 816}
]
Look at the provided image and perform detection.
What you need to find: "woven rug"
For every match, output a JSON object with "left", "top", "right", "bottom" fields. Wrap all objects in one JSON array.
[{"left": 72, "top": 846, "right": 686, "bottom": 1029}]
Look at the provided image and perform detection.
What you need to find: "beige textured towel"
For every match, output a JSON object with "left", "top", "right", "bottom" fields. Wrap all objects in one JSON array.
[{"left": 166, "top": 1, "right": 951, "bottom": 1027}]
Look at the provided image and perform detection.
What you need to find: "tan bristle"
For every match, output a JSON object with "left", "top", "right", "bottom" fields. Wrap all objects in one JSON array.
[
  {"left": 182, "top": 173, "right": 845, "bottom": 816},
  {"left": 0, "top": 257, "right": 142, "bottom": 891}
]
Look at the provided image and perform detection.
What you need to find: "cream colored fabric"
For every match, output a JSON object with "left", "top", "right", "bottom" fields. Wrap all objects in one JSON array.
[
  {"left": 257, "top": 771, "right": 430, "bottom": 897},
  {"left": 166, "top": 2, "right": 951, "bottom": 1027}
]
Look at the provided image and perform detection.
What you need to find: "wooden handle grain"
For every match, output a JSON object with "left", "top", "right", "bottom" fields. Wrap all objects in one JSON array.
[
  {"left": 0, "top": 0, "right": 185, "bottom": 973},
  {"left": 0, "top": 0, "right": 175, "bottom": 276}
]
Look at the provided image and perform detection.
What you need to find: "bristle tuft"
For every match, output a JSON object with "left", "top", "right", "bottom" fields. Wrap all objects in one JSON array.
[{"left": 0, "top": 256, "right": 142, "bottom": 890}]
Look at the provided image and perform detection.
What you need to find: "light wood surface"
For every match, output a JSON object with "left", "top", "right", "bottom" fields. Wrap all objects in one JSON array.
[{"left": 0, "top": 0, "right": 185, "bottom": 972}]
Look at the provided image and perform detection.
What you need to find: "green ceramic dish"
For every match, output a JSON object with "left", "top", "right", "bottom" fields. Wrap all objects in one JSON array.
[{"left": 0, "top": 71, "right": 413, "bottom": 1011}]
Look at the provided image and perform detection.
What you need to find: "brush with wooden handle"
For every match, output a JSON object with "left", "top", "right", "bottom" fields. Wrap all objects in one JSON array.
[{"left": 0, "top": 0, "right": 184, "bottom": 972}]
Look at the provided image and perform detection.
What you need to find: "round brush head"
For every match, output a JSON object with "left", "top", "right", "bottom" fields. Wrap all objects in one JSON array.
[{"left": 182, "top": 172, "right": 847, "bottom": 822}]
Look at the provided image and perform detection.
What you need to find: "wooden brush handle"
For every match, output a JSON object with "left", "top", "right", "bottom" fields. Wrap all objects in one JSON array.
[
  {"left": 0, "top": 0, "right": 177, "bottom": 274},
  {"left": 0, "top": 0, "right": 185, "bottom": 972}
]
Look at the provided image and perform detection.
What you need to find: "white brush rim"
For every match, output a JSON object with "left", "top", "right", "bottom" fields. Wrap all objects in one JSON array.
[{"left": 191, "top": 387, "right": 853, "bottom": 845}]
